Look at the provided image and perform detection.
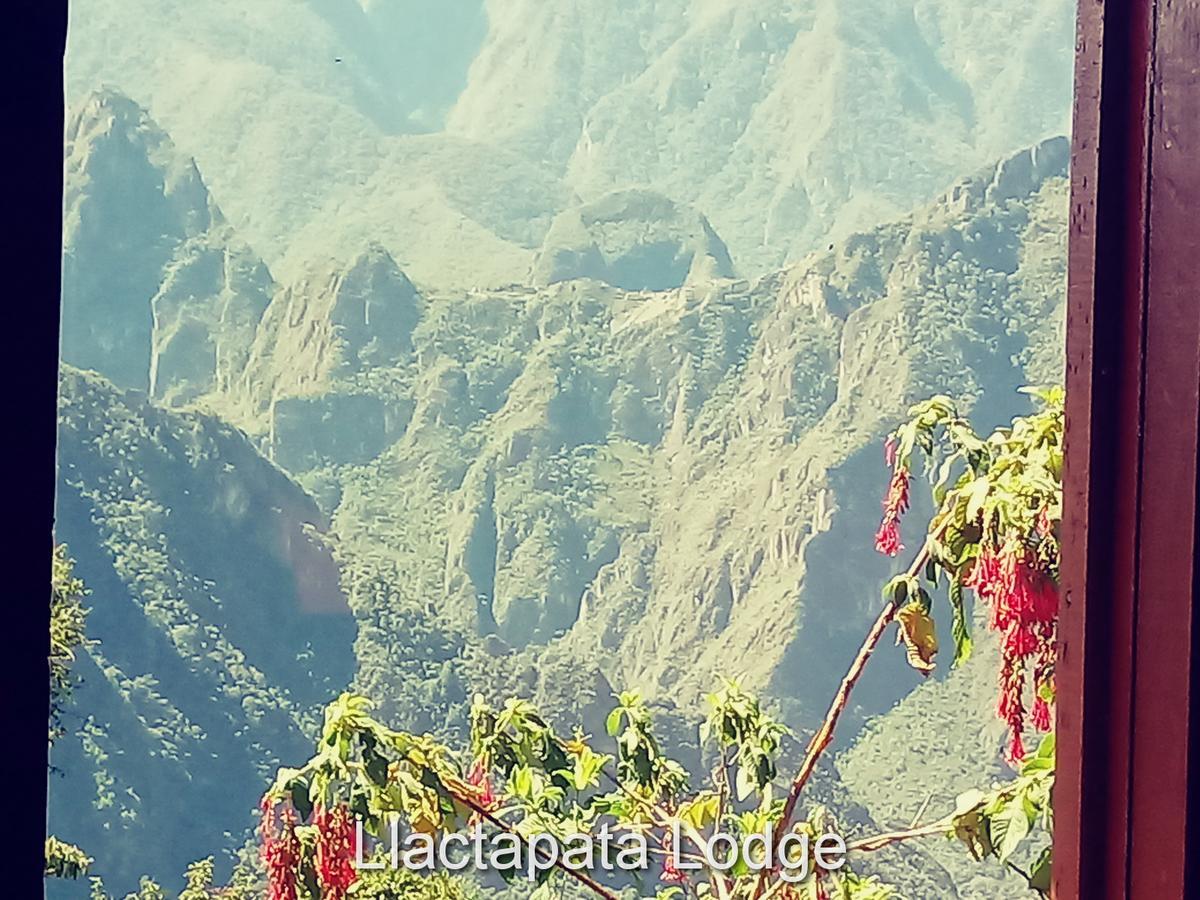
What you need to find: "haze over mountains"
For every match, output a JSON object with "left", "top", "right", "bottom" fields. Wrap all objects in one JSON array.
[
  {"left": 55, "top": 2, "right": 1072, "bottom": 896},
  {"left": 66, "top": 0, "right": 1072, "bottom": 283}
]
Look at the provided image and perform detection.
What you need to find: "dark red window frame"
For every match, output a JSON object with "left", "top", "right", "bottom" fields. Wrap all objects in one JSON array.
[{"left": 1055, "top": 1, "right": 1200, "bottom": 897}]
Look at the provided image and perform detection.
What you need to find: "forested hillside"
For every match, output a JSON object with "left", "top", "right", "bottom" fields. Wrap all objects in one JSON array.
[
  {"left": 55, "top": 3, "right": 1071, "bottom": 896},
  {"left": 51, "top": 368, "right": 354, "bottom": 892}
]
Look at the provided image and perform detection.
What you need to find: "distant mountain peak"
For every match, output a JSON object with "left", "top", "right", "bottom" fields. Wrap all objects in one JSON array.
[
  {"left": 62, "top": 88, "right": 274, "bottom": 404},
  {"left": 531, "top": 188, "right": 735, "bottom": 291}
]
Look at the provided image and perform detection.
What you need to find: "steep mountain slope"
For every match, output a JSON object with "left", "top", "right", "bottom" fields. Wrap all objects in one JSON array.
[
  {"left": 272, "top": 134, "right": 576, "bottom": 289},
  {"left": 449, "top": 0, "right": 1075, "bottom": 271},
  {"left": 65, "top": 0, "right": 399, "bottom": 261},
  {"left": 50, "top": 368, "right": 355, "bottom": 892},
  {"left": 65, "top": 0, "right": 553, "bottom": 280},
  {"left": 66, "top": 0, "right": 1073, "bottom": 289},
  {"left": 340, "top": 140, "right": 1064, "bottom": 900},
  {"left": 220, "top": 138, "right": 1066, "bottom": 768},
  {"left": 62, "top": 90, "right": 273, "bottom": 398}
]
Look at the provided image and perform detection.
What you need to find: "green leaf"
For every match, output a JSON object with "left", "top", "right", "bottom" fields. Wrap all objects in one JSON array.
[
  {"left": 364, "top": 749, "right": 389, "bottom": 788},
  {"left": 678, "top": 792, "right": 720, "bottom": 829},
  {"left": 949, "top": 576, "right": 973, "bottom": 667},
  {"left": 991, "top": 802, "right": 1031, "bottom": 862},
  {"left": 735, "top": 765, "right": 756, "bottom": 802},
  {"left": 895, "top": 601, "right": 938, "bottom": 675},
  {"left": 606, "top": 708, "right": 623, "bottom": 737},
  {"left": 288, "top": 778, "right": 313, "bottom": 821},
  {"left": 1029, "top": 847, "right": 1052, "bottom": 892},
  {"left": 965, "top": 477, "right": 990, "bottom": 522},
  {"left": 954, "top": 789, "right": 986, "bottom": 817},
  {"left": 1036, "top": 732, "right": 1056, "bottom": 760}
]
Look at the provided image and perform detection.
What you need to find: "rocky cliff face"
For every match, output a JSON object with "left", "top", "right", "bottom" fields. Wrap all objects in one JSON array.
[
  {"left": 62, "top": 90, "right": 273, "bottom": 400},
  {"left": 232, "top": 245, "right": 422, "bottom": 470},
  {"left": 312, "top": 139, "right": 1065, "bottom": 732},
  {"left": 51, "top": 367, "right": 354, "bottom": 890}
]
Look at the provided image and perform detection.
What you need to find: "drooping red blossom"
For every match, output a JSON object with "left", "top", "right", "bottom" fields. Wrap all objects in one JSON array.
[
  {"left": 967, "top": 538, "right": 1059, "bottom": 763},
  {"left": 464, "top": 758, "right": 500, "bottom": 827},
  {"left": 260, "top": 796, "right": 301, "bottom": 900},
  {"left": 314, "top": 803, "right": 358, "bottom": 900},
  {"left": 467, "top": 759, "right": 499, "bottom": 812},
  {"left": 873, "top": 466, "right": 910, "bottom": 557},
  {"left": 1008, "top": 730, "right": 1027, "bottom": 765},
  {"left": 874, "top": 519, "right": 902, "bottom": 557},
  {"left": 1032, "top": 697, "right": 1052, "bottom": 733},
  {"left": 661, "top": 856, "right": 689, "bottom": 885}
]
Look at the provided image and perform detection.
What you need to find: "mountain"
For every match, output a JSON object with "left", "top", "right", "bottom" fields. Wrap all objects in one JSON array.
[
  {"left": 50, "top": 368, "right": 355, "bottom": 892},
  {"left": 450, "top": 0, "right": 1075, "bottom": 272},
  {"left": 61, "top": 90, "right": 273, "bottom": 399},
  {"left": 531, "top": 189, "right": 736, "bottom": 290},
  {"left": 55, "top": 1, "right": 1073, "bottom": 891},
  {"left": 65, "top": 0, "right": 1073, "bottom": 286},
  {"left": 274, "top": 136, "right": 1065, "bottom": 733}
]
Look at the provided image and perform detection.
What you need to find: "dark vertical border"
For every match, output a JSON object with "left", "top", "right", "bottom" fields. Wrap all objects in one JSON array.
[
  {"left": 1129, "top": 1, "right": 1200, "bottom": 895},
  {"left": 9, "top": 0, "right": 67, "bottom": 895},
  {"left": 1056, "top": 0, "right": 1200, "bottom": 897}
]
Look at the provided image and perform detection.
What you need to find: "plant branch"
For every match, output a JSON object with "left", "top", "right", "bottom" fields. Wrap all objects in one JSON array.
[
  {"left": 462, "top": 794, "right": 619, "bottom": 900},
  {"left": 390, "top": 750, "right": 620, "bottom": 900},
  {"left": 844, "top": 813, "right": 956, "bottom": 853},
  {"left": 757, "top": 531, "right": 942, "bottom": 894}
]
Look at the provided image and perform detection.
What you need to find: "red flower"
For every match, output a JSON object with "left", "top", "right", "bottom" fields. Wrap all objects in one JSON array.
[
  {"left": 873, "top": 467, "right": 910, "bottom": 557},
  {"left": 1008, "top": 730, "right": 1027, "bottom": 765},
  {"left": 874, "top": 519, "right": 902, "bottom": 557},
  {"left": 659, "top": 833, "right": 689, "bottom": 885},
  {"left": 1032, "top": 697, "right": 1052, "bottom": 733},
  {"left": 314, "top": 804, "right": 358, "bottom": 900},
  {"left": 968, "top": 538, "right": 1060, "bottom": 764},
  {"left": 661, "top": 857, "right": 689, "bottom": 885},
  {"left": 1004, "top": 625, "right": 1038, "bottom": 658},
  {"left": 260, "top": 796, "right": 301, "bottom": 900},
  {"left": 465, "top": 759, "right": 500, "bottom": 828}
]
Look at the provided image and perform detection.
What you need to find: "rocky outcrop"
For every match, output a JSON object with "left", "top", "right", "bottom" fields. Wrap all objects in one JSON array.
[
  {"left": 148, "top": 239, "right": 275, "bottom": 406},
  {"left": 239, "top": 245, "right": 420, "bottom": 406},
  {"left": 62, "top": 89, "right": 272, "bottom": 401},
  {"left": 531, "top": 189, "right": 735, "bottom": 290},
  {"left": 227, "top": 245, "right": 421, "bottom": 469}
]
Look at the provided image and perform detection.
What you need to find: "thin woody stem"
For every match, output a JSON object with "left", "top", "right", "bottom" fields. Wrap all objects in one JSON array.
[
  {"left": 755, "top": 529, "right": 944, "bottom": 896},
  {"left": 384, "top": 748, "right": 620, "bottom": 900},
  {"left": 845, "top": 813, "right": 956, "bottom": 853}
]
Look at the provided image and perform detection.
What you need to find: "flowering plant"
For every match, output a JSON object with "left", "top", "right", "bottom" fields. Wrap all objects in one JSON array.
[
  {"left": 875, "top": 388, "right": 1061, "bottom": 762},
  {"left": 258, "top": 389, "right": 1063, "bottom": 899}
]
